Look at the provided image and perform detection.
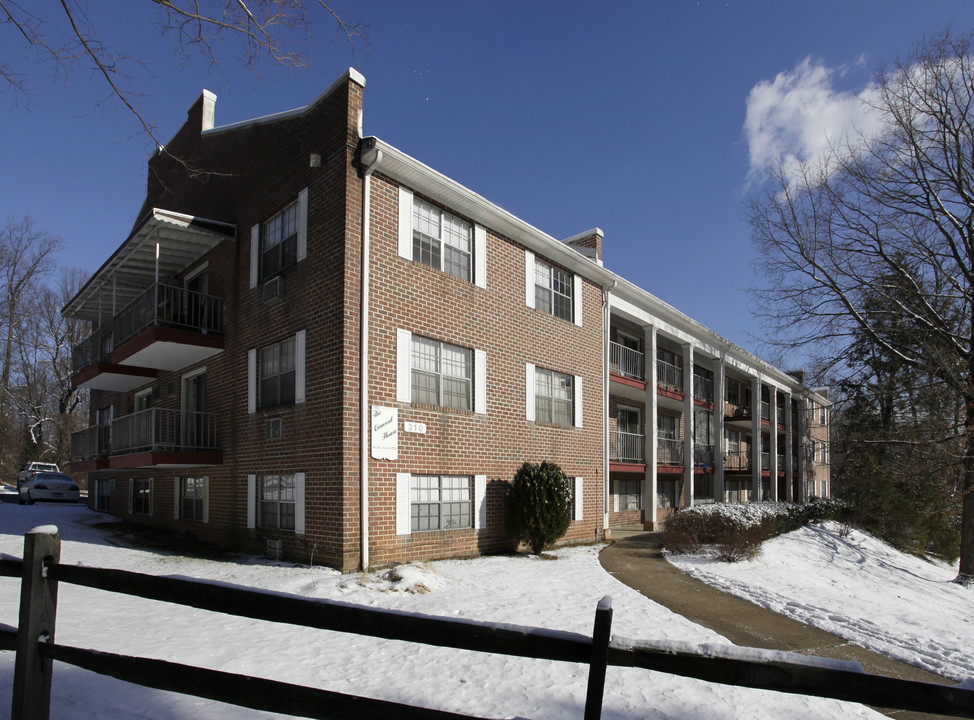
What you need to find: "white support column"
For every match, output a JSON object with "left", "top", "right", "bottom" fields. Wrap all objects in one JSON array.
[
  {"left": 644, "top": 325, "right": 658, "bottom": 529},
  {"left": 683, "top": 344, "right": 694, "bottom": 508},
  {"left": 713, "top": 355, "right": 725, "bottom": 504},
  {"left": 797, "top": 396, "right": 808, "bottom": 502},
  {"left": 784, "top": 391, "right": 794, "bottom": 502},
  {"left": 751, "top": 375, "right": 762, "bottom": 501},
  {"left": 769, "top": 389, "right": 779, "bottom": 502}
]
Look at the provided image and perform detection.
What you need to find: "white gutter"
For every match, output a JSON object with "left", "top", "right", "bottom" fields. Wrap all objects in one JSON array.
[
  {"left": 359, "top": 140, "right": 382, "bottom": 571},
  {"left": 602, "top": 280, "right": 616, "bottom": 533}
]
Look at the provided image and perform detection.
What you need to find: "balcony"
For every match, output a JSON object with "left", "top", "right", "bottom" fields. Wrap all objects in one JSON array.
[
  {"left": 724, "top": 403, "right": 752, "bottom": 421},
  {"left": 777, "top": 454, "right": 786, "bottom": 473},
  {"left": 610, "top": 431, "right": 644, "bottom": 466},
  {"left": 72, "top": 283, "right": 225, "bottom": 390},
  {"left": 69, "top": 408, "right": 222, "bottom": 470},
  {"left": 761, "top": 401, "right": 771, "bottom": 423},
  {"left": 657, "top": 360, "right": 683, "bottom": 393},
  {"left": 693, "top": 443, "right": 714, "bottom": 468},
  {"left": 724, "top": 450, "right": 750, "bottom": 471},
  {"left": 609, "top": 341, "right": 645, "bottom": 383},
  {"left": 657, "top": 437, "right": 683, "bottom": 466},
  {"left": 692, "top": 374, "right": 714, "bottom": 404},
  {"left": 761, "top": 451, "right": 771, "bottom": 471}
]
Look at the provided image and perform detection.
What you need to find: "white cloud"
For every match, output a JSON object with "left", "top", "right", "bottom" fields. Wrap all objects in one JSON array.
[{"left": 744, "top": 57, "right": 882, "bottom": 185}]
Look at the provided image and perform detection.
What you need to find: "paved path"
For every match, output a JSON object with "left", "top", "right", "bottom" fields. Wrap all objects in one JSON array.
[{"left": 599, "top": 530, "right": 955, "bottom": 720}]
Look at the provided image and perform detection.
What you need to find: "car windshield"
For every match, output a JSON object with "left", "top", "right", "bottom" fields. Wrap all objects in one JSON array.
[
  {"left": 33, "top": 473, "right": 72, "bottom": 482},
  {"left": 32, "top": 464, "right": 58, "bottom": 472}
]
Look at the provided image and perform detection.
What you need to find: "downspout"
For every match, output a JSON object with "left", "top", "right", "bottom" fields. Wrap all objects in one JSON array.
[
  {"left": 359, "top": 139, "right": 382, "bottom": 571},
  {"left": 602, "top": 280, "right": 616, "bottom": 535}
]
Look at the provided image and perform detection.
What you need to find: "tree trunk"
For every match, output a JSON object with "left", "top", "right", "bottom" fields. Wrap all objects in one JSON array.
[{"left": 959, "top": 395, "right": 974, "bottom": 585}]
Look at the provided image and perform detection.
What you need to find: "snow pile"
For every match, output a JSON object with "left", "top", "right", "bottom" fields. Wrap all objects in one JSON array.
[
  {"left": 669, "top": 521, "right": 973, "bottom": 682},
  {"left": 0, "top": 503, "right": 883, "bottom": 719},
  {"left": 341, "top": 561, "right": 451, "bottom": 594}
]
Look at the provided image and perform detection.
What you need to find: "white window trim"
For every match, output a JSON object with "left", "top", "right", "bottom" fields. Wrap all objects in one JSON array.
[
  {"left": 250, "top": 188, "right": 308, "bottom": 289},
  {"left": 526, "top": 364, "right": 581, "bottom": 427},
  {"left": 249, "top": 331, "right": 306, "bottom": 412},
  {"left": 248, "top": 472, "right": 305, "bottom": 534},
  {"left": 396, "top": 472, "right": 486, "bottom": 535},
  {"left": 396, "top": 329, "right": 485, "bottom": 414},
  {"left": 398, "top": 186, "right": 486, "bottom": 289},
  {"left": 175, "top": 476, "right": 209, "bottom": 523},
  {"left": 524, "top": 250, "right": 581, "bottom": 325}
]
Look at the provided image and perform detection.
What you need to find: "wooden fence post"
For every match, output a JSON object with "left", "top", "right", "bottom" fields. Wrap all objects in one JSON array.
[
  {"left": 11, "top": 526, "right": 61, "bottom": 720},
  {"left": 583, "top": 595, "right": 613, "bottom": 720}
]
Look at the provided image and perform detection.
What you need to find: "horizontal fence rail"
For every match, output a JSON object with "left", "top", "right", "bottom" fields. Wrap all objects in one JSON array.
[{"left": 4, "top": 531, "right": 974, "bottom": 719}]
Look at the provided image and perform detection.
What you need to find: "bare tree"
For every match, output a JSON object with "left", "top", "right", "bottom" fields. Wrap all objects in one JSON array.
[
  {"left": 748, "top": 28, "right": 974, "bottom": 585},
  {"left": 1, "top": 1, "right": 366, "bottom": 149}
]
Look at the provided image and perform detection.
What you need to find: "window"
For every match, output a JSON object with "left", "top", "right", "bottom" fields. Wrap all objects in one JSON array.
[
  {"left": 262, "top": 201, "right": 299, "bottom": 279},
  {"left": 260, "top": 474, "right": 295, "bottom": 531},
  {"left": 260, "top": 337, "right": 296, "bottom": 408},
  {"left": 397, "top": 331, "right": 485, "bottom": 414},
  {"left": 615, "top": 478, "right": 641, "bottom": 511},
  {"left": 535, "top": 368, "right": 574, "bottom": 425},
  {"left": 182, "top": 477, "right": 206, "bottom": 521},
  {"left": 411, "top": 336, "right": 472, "bottom": 410},
  {"left": 96, "top": 478, "right": 115, "bottom": 512},
  {"left": 694, "top": 475, "right": 713, "bottom": 502},
  {"left": 657, "top": 478, "right": 678, "bottom": 508},
  {"left": 132, "top": 478, "right": 152, "bottom": 515},
  {"left": 410, "top": 474, "right": 472, "bottom": 532},
  {"left": 412, "top": 199, "right": 473, "bottom": 282},
  {"left": 534, "top": 258, "right": 573, "bottom": 321}
]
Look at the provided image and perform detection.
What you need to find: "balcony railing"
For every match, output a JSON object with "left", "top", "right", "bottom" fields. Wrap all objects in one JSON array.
[
  {"left": 777, "top": 454, "right": 786, "bottom": 472},
  {"left": 761, "top": 451, "right": 771, "bottom": 471},
  {"left": 777, "top": 405, "right": 786, "bottom": 425},
  {"left": 609, "top": 341, "right": 645, "bottom": 381},
  {"left": 70, "top": 425, "right": 111, "bottom": 461},
  {"left": 693, "top": 443, "right": 714, "bottom": 467},
  {"left": 692, "top": 374, "right": 714, "bottom": 403},
  {"left": 724, "top": 450, "right": 750, "bottom": 471},
  {"left": 71, "top": 331, "right": 111, "bottom": 374},
  {"left": 113, "top": 283, "right": 225, "bottom": 349},
  {"left": 761, "top": 401, "right": 771, "bottom": 422},
  {"left": 656, "top": 360, "right": 683, "bottom": 392},
  {"left": 112, "top": 408, "right": 219, "bottom": 455},
  {"left": 725, "top": 403, "right": 752, "bottom": 420},
  {"left": 657, "top": 437, "right": 683, "bottom": 466},
  {"left": 610, "top": 431, "right": 644, "bottom": 464}
]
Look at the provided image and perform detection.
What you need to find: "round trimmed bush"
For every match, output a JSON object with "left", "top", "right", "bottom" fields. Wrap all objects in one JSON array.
[{"left": 505, "top": 461, "right": 573, "bottom": 556}]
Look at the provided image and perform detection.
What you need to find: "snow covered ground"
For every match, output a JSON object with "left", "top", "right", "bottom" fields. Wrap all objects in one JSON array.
[
  {"left": 668, "top": 521, "right": 973, "bottom": 682},
  {"left": 0, "top": 501, "right": 903, "bottom": 719}
]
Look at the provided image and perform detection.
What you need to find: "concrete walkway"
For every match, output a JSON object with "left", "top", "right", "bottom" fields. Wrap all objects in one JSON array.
[{"left": 599, "top": 529, "right": 955, "bottom": 720}]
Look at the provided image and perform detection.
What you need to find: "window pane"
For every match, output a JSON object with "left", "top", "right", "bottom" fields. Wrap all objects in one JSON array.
[
  {"left": 441, "top": 344, "right": 470, "bottom": 379},
  {"left": 411, "top": 336, "right": 439, "bottom": 373},
  {"left": 441, "top": 214, "right": 470, "bottom": 253},
  {"left": 442, "top": 377, "right": 470, "bottom": 410},
  {"left": 553, "top": 293, "right": 573, "bottom": 321},
  {"left": 443, "top": 245, "right": 470, "bottom": 281},
  {"left": 412, "top": 370, "right": 439, "bottom": 406},
  {"left": 413, "top": 230, "right": 441, "bottom": 269},
  {"left": 413, "top": 200, "right": 440, "bottom": 238}
]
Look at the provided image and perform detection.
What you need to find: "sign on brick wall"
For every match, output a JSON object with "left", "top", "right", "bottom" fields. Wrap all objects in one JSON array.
[{"left": 371, "top": 406, "right": 398, "bottom": 460}]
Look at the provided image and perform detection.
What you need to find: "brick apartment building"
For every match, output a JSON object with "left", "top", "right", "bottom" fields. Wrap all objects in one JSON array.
[{"left": 64, "top": 69, "right": 830, "bottom": 572}]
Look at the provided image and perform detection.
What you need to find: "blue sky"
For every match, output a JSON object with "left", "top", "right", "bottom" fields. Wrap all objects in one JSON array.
[{"left": 4, "top": 1, "right": 974, "bottom": 369}]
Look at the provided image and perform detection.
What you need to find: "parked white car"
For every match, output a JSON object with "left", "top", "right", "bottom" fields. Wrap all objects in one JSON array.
[
  {"left": 16, "top": 461, "right": 60, "bottom": 489},
  {"left": 18, "top": 472, "right": 80, "bottom": 505}
]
